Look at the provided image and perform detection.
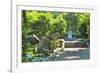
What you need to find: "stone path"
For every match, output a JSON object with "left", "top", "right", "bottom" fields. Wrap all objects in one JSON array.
[{"left": 57, "top": 48, "right": 90, "bottom": 60}]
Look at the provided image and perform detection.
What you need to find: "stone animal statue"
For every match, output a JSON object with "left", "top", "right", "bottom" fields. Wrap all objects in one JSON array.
[
  {"left": 37, "top": 37, "right": 52, "bottom": 55},
  {"left": 32, "top": 32, "right": 61, "bottom": 55}
]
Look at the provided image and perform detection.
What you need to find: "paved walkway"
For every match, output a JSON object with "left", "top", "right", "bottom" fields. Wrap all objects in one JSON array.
[{"left": 57, "top": 48, "right": 90, "bottom": 60}]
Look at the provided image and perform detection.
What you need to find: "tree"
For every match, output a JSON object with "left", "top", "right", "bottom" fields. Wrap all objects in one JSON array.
[{"left": 77, "top": 13, "right": 90, "bottom": 39}]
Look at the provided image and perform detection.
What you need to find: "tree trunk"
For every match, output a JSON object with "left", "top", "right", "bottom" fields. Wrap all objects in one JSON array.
[{"left": 22, "top": 10, "right": 27, "bottom": 24}]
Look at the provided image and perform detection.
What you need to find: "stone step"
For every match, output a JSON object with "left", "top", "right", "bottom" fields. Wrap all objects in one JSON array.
[
  {"left": 65, "top": 41, "right": 88, "bottom": 48},
  {"left": 64, "top": 56, "right": 80, "bottom": 60}
]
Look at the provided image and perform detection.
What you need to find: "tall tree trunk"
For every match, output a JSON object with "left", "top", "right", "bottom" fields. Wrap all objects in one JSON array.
[{"left": 22, "top": 10, "right": 27, "bottom": 25}]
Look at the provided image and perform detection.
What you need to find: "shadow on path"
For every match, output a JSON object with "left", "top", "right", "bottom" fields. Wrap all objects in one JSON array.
[{"left": 57, "top": 48, "right": 90, "bottom": 60}]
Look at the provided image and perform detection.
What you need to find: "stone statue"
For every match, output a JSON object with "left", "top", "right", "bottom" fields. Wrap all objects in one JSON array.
[{"left": 32, "top": 32, "right": 62, "bottom": 55}]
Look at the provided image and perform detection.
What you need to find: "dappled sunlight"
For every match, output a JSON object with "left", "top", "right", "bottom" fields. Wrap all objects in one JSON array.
[{"left": 22, "top": 10, "right": 90, "bottom": 62}]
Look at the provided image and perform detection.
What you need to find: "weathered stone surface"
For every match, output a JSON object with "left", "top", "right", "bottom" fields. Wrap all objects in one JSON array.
[
  {"left": 32, "top": 32, "right": 63, "bottom": 55},
  {"left": 37, "top": 37, "right": 52, "bottom": 55},
  {"left": 30, "top": 34, "right": 40, "bottom": 45},
  {"left": 49, "top": 32, "right": 61, "bottom": 39}
]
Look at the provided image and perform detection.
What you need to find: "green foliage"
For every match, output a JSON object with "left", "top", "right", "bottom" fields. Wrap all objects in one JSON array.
[
  {"left": 25, "top": 11, "right": 67, "bottom": 38},
  {"left": 77, "top": 13, "right": 90, "bottom": 39},
  {"left": 22, "top": 10, "right": 90, "bottom": 62}
]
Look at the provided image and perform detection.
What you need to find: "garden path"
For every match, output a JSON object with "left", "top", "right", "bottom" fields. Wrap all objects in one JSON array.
[{"left": 57, "top": 48, "right": 90, "bottom": 60}]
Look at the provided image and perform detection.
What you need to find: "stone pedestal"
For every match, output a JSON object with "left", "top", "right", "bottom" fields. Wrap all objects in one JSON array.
[{"left": 68, "top": 30, "right": 72, "bottom": 40}]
